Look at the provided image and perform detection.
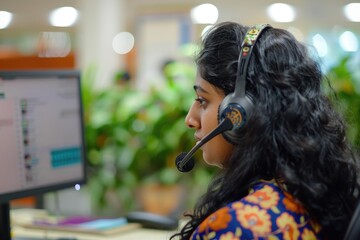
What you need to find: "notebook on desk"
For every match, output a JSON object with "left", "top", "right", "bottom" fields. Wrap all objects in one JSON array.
[{"left": 19, "top": 216, "right": 141, "bottom": 236}]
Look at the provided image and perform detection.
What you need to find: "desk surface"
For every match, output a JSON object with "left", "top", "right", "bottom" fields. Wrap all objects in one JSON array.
[
  {"left": 13, "top": 225, "right": 177, "bottom": 240},
  {"left": 11, "top": 209, "right": 180, "bottom": 240}
]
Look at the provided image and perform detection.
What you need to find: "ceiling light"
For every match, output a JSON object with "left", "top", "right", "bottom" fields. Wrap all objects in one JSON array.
[
  {"left": 112, "top": 32, "right": 135, "bottom": 54},
  {"left": 191, "top": 4, "right": 218, "bottom": 24},
  {"left": 267, "top": 3, "right": 296, "bottom": 22},
  {"left": 49, "top": 7, "right": 78, "bottom": 27},
  {"left": 0, "top": 11, "right": 13, "bottom": 29},
  {"left": 312, "top": 34, "right": 328, "bottom": 58},
  {"left": 339, "top": 31, "right": 359, "bottom": 52},
  {"left": 344, "top": 3, "right": 360, "bottom": 22}
]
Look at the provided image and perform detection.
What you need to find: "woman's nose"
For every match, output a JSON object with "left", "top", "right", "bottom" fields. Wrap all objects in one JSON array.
[{"left": 185, "top": 104, "right": 200, "bottom": 129}]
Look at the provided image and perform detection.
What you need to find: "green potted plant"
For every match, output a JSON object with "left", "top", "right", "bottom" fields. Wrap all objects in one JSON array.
[
  {"left": 82, "top": 56, "right": 213, "bottom": 217},
  {"left": 324, "top": 55, "right": 360, "bottom": 151}
]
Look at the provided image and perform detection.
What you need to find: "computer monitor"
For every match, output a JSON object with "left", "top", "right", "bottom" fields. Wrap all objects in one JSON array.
[{"left": 0, "top": 70, "right": 87, "bottom": 239}]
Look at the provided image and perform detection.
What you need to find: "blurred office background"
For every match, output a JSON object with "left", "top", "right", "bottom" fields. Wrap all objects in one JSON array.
[{"left": 1, "top": 0, "right": 359, "bottom": 217}]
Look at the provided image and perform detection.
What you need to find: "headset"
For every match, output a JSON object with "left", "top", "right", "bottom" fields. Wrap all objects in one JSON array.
[
  {"left": 176, "top": 23, "right": 272, "bottom": 172},
  {"left": 218, "top": 23, "right": 271, "bottom": 144}
]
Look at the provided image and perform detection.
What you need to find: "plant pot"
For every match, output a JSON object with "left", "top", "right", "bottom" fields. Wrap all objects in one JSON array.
[{"left": 137, "top": 183, "right": 185, "bottom": 216}]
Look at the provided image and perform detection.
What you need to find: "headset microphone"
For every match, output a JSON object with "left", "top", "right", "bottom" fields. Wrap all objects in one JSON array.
[{"left": 176, "top": 117, "right": 233, "bottom": 172}]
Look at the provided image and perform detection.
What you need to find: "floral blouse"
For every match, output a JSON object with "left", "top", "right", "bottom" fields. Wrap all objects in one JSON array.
[{"left": 190, "top": 180, "right": 323, "bottom": 240}]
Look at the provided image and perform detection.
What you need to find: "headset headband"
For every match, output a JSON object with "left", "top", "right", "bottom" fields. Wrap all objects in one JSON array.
[{"left": 235, "top": 24, "right": 271, "bottom": 98}]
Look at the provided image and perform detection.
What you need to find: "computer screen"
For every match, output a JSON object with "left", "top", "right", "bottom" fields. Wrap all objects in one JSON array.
[{"left": 0, "top": 70, "right": 86, "bottom": 202}]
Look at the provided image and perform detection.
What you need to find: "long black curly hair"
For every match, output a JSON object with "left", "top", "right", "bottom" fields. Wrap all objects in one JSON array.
[{"left": 170, "top": 22, "right": 360, "bottom": 240}]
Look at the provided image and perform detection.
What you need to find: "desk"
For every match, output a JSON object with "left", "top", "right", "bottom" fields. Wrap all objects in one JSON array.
[
  {"left": 11, "top": 209, "right": 180, "bottom": 240},
  {"left": 13, "top": 225, "right": 177, "bottom": 240}
]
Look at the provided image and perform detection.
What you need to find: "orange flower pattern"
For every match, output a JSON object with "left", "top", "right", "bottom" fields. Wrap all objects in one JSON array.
[
  {"left": 237, "top": 205, "right": 272, "bottom": 235},
  {"left": 190, "top": 181, "right": 324, "bottom": 239},
  {"left": 283, "top": 192, "right": 305, "bottom": 214},
  {"left": 244, "top": 185, "right": 279, "bottom": 209},
  {"left": 219, "top": 232, "right": 240, "bottom": 240},
  {"left": 276, "top": 212, "right": 300, "bottom": 239},
  {"left": 198, "top": 206, "right": 233, "bottom": 233},
  {"left": 301, "top": 229, "right": 317, "bottom": 240}
]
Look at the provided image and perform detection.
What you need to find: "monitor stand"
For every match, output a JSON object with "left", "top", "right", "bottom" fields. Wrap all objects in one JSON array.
[{"left": 0, "top": 202, "right": 11, "bottom": 240}]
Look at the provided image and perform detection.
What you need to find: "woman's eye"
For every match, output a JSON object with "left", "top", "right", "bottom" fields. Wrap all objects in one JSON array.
[{"left": 195, "top": 97, "right": 206, "bottom": 106}]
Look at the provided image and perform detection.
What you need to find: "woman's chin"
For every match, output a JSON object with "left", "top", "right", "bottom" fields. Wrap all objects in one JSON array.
[{"left": 203, "top": 157, "right": 223, "bottom": 168}]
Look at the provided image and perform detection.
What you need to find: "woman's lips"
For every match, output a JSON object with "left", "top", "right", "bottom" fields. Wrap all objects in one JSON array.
[{"left": 195, "top": 135, "right": 203, "bottom": 149}]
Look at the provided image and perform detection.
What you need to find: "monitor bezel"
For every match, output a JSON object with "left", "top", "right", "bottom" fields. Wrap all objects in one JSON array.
[{"left": 0, "top": 69, "right": 87, "bottom": 203}]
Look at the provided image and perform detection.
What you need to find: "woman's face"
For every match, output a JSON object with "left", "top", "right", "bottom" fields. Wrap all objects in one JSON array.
[{"left": 185, "top": 71, "right": 235, "bottom": 168}]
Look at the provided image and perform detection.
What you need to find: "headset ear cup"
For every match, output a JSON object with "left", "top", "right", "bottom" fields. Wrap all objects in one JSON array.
[
  {"left": 218, "top": 94, "right": 254, "bottom": 144},
  {"left": 217, "top": 104, "right": 236, "bottom": 145}
]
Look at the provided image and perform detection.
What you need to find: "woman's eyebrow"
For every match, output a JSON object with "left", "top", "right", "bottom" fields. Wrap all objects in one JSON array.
[{"left": 193, "top": 85, "right": 209, "bottom": 94}]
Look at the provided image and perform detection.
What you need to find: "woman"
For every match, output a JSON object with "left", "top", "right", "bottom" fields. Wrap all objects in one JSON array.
[{"left": 171, "top": 22, "right": 360, "bottom": 239}]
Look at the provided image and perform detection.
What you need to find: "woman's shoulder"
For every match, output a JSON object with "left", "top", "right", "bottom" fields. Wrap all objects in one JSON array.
[{"left": 190, "top": 180, "right": 324, "bottom": 239}]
